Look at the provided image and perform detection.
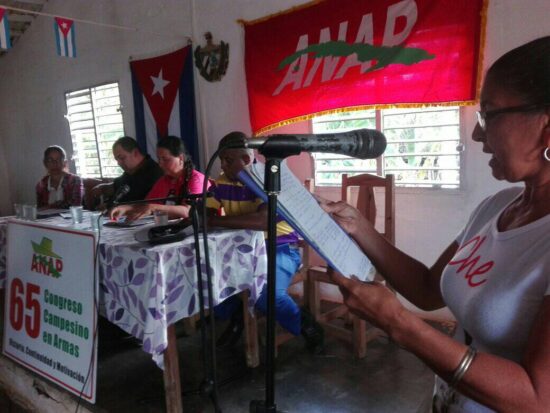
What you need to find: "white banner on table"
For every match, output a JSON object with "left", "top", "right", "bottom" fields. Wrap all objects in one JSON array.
[{"left": 2, "top": 220, "right": 98, "bottom": 403}]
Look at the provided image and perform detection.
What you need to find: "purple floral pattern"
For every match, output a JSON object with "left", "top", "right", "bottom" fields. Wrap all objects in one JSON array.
[{"left": 0, "top": 217, "right": 267, "bottom": 368}]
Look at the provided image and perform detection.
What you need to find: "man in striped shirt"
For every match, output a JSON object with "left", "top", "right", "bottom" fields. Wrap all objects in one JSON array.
[{"left": 207, "top": 132, "right": 324, "bottom": 354}]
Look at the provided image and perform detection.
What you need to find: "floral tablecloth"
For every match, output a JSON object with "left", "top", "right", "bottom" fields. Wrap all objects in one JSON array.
[{"left": 0, "top": 215, "right": 267, "bottom": 367}]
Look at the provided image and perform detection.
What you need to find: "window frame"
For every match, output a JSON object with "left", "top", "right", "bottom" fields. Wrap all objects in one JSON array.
[
  {"left": 64, "top": 81, "right": 125, "bottom": 179},
  {"left": 310, "top": 106, "right": 466, "bottom": 192}
]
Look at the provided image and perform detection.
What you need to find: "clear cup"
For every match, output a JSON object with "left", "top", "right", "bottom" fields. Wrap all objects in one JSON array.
[
  {"left": 23, "top": 204, "right": 37, "bottom": 221},
  {"left": 154, "top": 210, "right": 168, "bottom": 225},
  {"left": 13, "top": 203, "right": 23, "bottom": 218},
  {"left": 70, "top": 206, "right": 84, "bottom": 224},
  {"left": 90, "top": 212, "right": 102, "bottom": 231}
]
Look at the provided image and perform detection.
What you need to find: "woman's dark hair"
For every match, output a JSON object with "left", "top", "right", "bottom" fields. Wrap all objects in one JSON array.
[
  {"left": 43, "top": 145, "right": 67, "bottom": 162},
  {"left": 487, "top": 36, "right": 550, "bottom": 104},
  {"left": 157, "top": 135, "right": 195, "bottom": 196},
  {"left": 113, "top": 136, "right": 143, "bottom": 153}
]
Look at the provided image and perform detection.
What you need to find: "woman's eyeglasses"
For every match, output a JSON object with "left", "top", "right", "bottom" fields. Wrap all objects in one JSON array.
[
  {"left": 476, "top": 104, "right": 549, "bottom": 131},
  {"left": 45, "top": 158, "right": 63, "bottom": 164}
]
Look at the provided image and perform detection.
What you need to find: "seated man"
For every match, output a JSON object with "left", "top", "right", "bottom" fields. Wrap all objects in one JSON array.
[
  {"left": 207, "top": 131, "right": 324, "bottom": 354},
  {"left": 92, "top": 136, "right": 164, "bottom": 203}
]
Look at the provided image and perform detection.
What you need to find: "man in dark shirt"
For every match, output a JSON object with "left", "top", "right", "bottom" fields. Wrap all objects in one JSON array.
[{"left": 92, "top": 136, "right": 163, "bottom": 203}]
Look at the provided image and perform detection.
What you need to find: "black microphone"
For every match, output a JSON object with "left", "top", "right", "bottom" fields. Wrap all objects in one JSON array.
[
  {"left": 232, "top": 129, "right": 387, "bottom": 159},
  {"left": 111, "top": 184, "right": 130, "bottom": 206}
]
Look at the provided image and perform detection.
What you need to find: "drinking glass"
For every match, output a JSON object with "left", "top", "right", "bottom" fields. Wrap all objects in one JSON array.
[
  {"left": 23, "top": 204, "right": 37, "bottom": 221},
  {"left": 70, "top": 206, "right": 84, "bottom": 224},
  {"left": 13, "top": 203, "right": 23, "bottom": 218}
]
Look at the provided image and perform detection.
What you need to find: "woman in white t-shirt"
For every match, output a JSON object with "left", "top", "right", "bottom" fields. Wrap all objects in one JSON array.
[
  {"left": 320, "top": 36, "right": 550, "bottom": 413},
  {"left": 35, "top": 145, "right": 83, "bottom": 209}
]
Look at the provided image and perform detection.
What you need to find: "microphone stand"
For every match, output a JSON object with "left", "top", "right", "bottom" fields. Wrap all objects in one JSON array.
[
  {"left": 249, "top": 148, "right": 290, "bottom": 413},
  {"left": 187, "top": 196, "right": 221, "bottom": 411},
  {"left": 221, "top": 139, "right": 297, "bottom": 413},
  {"left": 115, "top": 192, "right": 221, "bottom": 413}
]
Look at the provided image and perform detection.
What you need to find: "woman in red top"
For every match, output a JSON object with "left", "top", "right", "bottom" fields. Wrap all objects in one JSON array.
[{"left": 111, "top": 136, "right": 208, "bottom": 221}]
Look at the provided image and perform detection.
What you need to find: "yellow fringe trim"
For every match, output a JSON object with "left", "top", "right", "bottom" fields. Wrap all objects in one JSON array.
[
  {"left": 237, "top": 0, "right": 326, "bottom": 26},
  {"left": 254, "top": 100, "right": 476, "bottom": 136}
]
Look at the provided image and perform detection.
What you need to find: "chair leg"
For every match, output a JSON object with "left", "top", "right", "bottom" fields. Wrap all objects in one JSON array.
[
  {"left": 352, "top": 316, "right": 367, "bottom": 359},
  {"left": 301, "top": 273, "right": 310, "bottom": 310},
  {"left": 242, "top": 292, "right": 259, "bottom": 368},
  {"left": 309, "top": 275, "right": 322, "bottom": 320}
]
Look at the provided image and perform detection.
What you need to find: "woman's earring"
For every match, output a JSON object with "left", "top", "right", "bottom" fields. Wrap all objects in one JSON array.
[{"left": 544, "top": 147, "right": 550, "bottom": 162}]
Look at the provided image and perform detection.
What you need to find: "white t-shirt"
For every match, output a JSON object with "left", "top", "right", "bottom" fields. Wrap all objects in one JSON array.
[
  {"left": 47, "top": 175, "right": 65, "bottom": 205},
  {"left": 435, "top": 187, "right": 550, "bottom": 412}
]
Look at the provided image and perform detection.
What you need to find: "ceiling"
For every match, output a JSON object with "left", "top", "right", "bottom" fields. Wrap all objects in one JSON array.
[{"left": 1, "top": 0, "right": 48, "bottom": 58}]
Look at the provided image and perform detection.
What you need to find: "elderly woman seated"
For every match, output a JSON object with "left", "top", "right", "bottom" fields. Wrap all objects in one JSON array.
[{"left": 35, "top": 145, "right": 83, "bottom": 209}]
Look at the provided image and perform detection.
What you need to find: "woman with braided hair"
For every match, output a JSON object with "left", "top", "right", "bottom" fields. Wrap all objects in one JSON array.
[{"left": 111, "top": 135, "right": 208, "bottom": 221}]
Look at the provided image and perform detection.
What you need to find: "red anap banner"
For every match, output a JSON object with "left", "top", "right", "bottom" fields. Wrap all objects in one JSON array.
[{"left": 243, "top": 0, "right": 487, "bottom": 134}]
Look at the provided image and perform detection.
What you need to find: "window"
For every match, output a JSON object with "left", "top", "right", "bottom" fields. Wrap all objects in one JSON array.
[
  {"left": 312, "top": 106, "right": 462, "bottom": 188},
  {"left": 65, "top": 83, "right": 125, "bottom": 178}
]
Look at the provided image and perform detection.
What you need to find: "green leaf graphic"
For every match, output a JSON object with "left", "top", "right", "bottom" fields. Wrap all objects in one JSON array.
[{"left": 278, "top": 41, "right": 434, "bottom": 72}]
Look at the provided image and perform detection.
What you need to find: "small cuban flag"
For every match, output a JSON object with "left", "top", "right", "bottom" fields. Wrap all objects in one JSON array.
[
  {"left": 54, "top": 17, "right": 76, "bottom": 58},
  {"left": 0, "top": 7, "right": 11, "bottom": 50}
]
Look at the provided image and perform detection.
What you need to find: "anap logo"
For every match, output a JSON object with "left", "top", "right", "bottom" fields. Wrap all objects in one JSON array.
[{"left": 30, "top": 237, "right": 63, "bottom": 278}]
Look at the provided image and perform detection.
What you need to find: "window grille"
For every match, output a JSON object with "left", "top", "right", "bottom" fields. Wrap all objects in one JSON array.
[
  {"left": 65, "top": 83, "right": 124, "bottom": 178},
  {"left": 312, "top": 106, "right": 461, "bottom": 188}
]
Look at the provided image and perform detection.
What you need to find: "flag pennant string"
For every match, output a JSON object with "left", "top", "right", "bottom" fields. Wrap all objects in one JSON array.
[{"left": 0, "top": 4, "right": 192, "bottom": 57}]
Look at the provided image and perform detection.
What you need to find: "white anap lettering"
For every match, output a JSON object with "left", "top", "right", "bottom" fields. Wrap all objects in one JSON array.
[
  {"left": 273, "top": 34, "right": 309, "bottom": 96},
  {"left": 383, "top": 0, "right": 418, "bottom": 47},
  {"left": 303, "top": 22, "right": 349, "bottom": 87},
  {"left": 272, "top": 0, "right": 419, "bottom": 96},
  {"left": 334, "top": 13, "right": 375, "bottom": 79}
]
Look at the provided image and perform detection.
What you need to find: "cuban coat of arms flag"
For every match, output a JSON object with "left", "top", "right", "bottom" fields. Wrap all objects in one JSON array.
[
  {"left": 129, "top": 45, "right": 199, "bottom": 167},
  {"left": 0, "top": 7, "right": 11, "bottom": 50},
  {"left": 54, "top": 17, "right": 76, "bottom": 58}
]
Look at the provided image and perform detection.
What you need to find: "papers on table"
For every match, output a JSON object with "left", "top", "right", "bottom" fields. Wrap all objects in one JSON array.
[
  {"left": 37, "top": 208, "right": 69, "bottom": 218},
  {"left": 103, "top": 216, "right": 154, "bottom": 228}
]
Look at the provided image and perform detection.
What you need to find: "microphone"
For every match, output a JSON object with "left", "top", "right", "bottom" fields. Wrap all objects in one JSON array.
[
  {"left": 111, "top": 184, "right": 130, "bottom": 206},
  {"left": 231, "top": 129, "right": 387, "bottom": 159}
]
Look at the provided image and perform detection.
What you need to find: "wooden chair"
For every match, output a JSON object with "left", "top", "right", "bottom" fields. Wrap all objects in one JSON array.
[
  {"left": 308, "top": 173, "right": 395, "bottom": 358},
  {"left": 82, "top": 177, "right": 112, "bottom": 210}
]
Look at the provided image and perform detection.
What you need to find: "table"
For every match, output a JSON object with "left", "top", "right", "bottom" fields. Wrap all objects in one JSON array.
[{"left": 0, "top": 215, "right": 267, "bottom": 411}]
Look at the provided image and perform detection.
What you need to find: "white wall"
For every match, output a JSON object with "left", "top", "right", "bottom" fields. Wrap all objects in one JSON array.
[
  {"left": 0, "top": 0, "right": 548, "bottom": 299},
  {"left": 0, "top": 0, "right": 194, "bottom": 211}
]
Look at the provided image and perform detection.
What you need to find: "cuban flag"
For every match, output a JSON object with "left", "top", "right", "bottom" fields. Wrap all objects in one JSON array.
[
  {"left": 130, "top": 45, "right": 199, "bottom": 167},
  {"left": 0, "top": 8, "right": 11, "bottom": 50},
  {"left": 54, "top": 17, "right": 76, "bottom": 58}
]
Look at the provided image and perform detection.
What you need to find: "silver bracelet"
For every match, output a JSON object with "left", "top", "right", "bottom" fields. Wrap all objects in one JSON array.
[{"left": 449, "top": 346, "right": 477, "bottom": 389}]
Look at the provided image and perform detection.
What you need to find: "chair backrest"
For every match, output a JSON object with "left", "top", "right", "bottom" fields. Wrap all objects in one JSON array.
[
  {"left": 82, "top": 177, "right": 112, "bottom": 210},
  {"left": 341, "top": 173, "right": 395, "bottom": 244}
]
